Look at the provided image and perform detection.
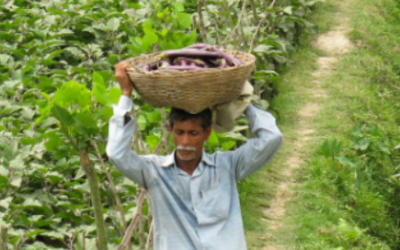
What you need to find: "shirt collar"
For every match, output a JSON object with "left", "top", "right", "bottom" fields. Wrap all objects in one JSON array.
[{"left": 161, "top": 150, "right": 216, "bottom": 168}]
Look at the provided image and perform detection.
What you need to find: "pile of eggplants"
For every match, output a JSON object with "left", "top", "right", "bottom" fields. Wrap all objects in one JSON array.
[{"left": 138, "top": 44, "right": 244, "bottom": 72}]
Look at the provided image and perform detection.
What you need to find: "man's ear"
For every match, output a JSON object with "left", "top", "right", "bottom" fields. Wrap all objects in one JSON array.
[{"left": 168, "top": 125, "right": 172, "bottom": 132}]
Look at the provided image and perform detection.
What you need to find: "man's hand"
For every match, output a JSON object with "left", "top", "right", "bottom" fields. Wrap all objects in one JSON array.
[{"left": 115, "top": 61, "right": 134, "bottom": 97}]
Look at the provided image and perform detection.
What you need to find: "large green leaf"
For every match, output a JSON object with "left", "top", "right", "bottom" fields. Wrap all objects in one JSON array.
[
  {"left": 207, "top": 130, "right": 219, "bottom": 147},
  {"left": 51, "top": 104, "right": 74, "bottom": 127},
  {"left": 52, "top": 81, "right": 91, "bottom": 109},
  {"left": 93, "top": 71, "right": 108, "bottom": 105},
  {"left": 0, "top": 197, "right": 13, "bottom": 209},
  {"left": 44, "top": 130, "right": 63, "bottom": 151},
  {"left": 109, "top": 87, "right": 122, "bottom": 104},
  {"left": 177, "top": 13, "right": 191, "bottom": 29},
  {"left": 107, "top": 17, "right": 121, "bottom": 32}
]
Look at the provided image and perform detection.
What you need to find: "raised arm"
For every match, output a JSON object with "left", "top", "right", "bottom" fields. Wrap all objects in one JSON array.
[
  {"left": 106, "top": 62, "right": 151, "bottom": 188},
  {"left": 229, "top": 104, "right": 283, "bottom": 181}
]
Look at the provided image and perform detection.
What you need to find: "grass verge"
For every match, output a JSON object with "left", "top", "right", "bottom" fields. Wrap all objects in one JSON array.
[{"left": 270, "top": 0, "right": 400, "bottom": 249}]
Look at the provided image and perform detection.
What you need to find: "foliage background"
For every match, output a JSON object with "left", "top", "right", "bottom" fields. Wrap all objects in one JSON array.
[{"left": 0, "top": 0, "right": 322, "bottom": 249}]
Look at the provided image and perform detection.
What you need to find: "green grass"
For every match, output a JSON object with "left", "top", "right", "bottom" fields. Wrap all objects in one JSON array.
[{"left": 241, "top": 0, "right": 400, "bottom": 249}]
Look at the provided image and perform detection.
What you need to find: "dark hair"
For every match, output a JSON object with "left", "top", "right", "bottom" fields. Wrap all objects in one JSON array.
[{"left": 169, "top": 108, "right": 212, "bottom": 131}]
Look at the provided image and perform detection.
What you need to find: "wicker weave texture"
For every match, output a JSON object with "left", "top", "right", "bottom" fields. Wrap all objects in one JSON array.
[{"left": 126, "top": 49, "right": 256, "bottom": 114}]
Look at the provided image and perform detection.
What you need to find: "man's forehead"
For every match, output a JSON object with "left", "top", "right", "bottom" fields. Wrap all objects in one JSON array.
[{"left": 173, "top": 118, "right": 202, "bottom": 127}]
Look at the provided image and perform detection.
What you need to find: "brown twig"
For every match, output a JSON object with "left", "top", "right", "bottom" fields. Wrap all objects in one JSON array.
[
  {"left": 248, "top": 0, "right": 277, "bottom": 53},
  {"left": 223, "top": 0, "right": 248, "bottom": 49},
  {"left": 242, "top": 0, "right": 250, "bottom": 26},
  {"left": 197, "top": 0, "right": 208, "bottom": 43},
  {"left": 192, "top": 15, "right": 198, "bottom": 33},
  {"left": 117, "top": 190, "right": 146, "bottom": 250},
  {"left": 83, "top": 231, "right": 86, "bottom": 250},
  {"left": 237, "top": 0, "right": 248, "bottom": 48},
  {"left": 248, "top": 0, "right": 259, "bottom": 25},
  {"left": 145, "top": 221, "right": 154, "bottom": 250},
  {"left": 153, "top": 129, "right": 170, "bottom": 155},
  {"left": 204, "top": 4, "right": 222, "bottom": 45},
  {"left": 138, "top": 187, "right": 146, "bottom": 249},
  {"left": 222, "top": 0, "right": 239, "bottom": 48}
]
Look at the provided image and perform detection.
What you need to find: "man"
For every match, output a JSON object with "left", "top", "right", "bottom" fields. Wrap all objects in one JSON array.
[{"left": 106, "top": 62, "right": 283, "bottom": 250}]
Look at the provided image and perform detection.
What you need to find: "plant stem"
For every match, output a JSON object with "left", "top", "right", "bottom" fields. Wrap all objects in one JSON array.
[
  {"left": 204, "top": 4, "right": 222, "bottom": 45},
  {"left": 92, "top": 141, "right": 132, "bottom": 249},
  {"left": 1, "top": 227, "right": 7, "bottom": 250},
  {"left": 248, "top": 0, "right": 277, "bottom": 53},
  {"left": 222, "top": 0, "right": 239, "bottom": 48},
  {"left": 223, "top": 0, "right": 247, "bottom": 49},
  {"left": 80, "top": 147, "right": 108, "bottom": 250},
  {"left": 83, "top": 231, "right": 86, "bottom": 250},
  {"left": 92, "top": 141, "right": 127, "bottom": 229},
  {"left": 249, "top": 0, "right": 259, "bottom": 25},
  {"left": 138, "top": 187, "right": 146, "bottom": 249},
  {"left": 117, "top": 190, "right": 146, "bottom": 250},
  {"left": 241, "top": 0, "right": 250, "bottom": 26},
  {"left": 145, "top": 221, "right": 154, "bottom": 250},
  {"left": 197, "top": 0, "right": 208, "bottom": 43}
]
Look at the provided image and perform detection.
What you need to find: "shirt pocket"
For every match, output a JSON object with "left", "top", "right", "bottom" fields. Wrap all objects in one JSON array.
[{"left": 196, "top": 185, "right": 231, "bottom": 225}]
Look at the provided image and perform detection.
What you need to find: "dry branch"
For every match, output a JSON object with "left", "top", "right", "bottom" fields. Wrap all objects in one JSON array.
[
  {"left": 139, "top": 187, "right": 146, "bottom": 249},
  {"left": 197, "top": 0, "right": 208, "bottom": 43},
  {"left": 248, "top": 0, "right": 277, "bottom": 53},
  {"left": 145, "top": 221, "right": 154, "bottom": 250},
  {"left": 241, "top": 0, "right": 250, "bottom": 26},
  {"left": 248, "top": 0, "right": 259, "bottom": 25},
  {"left": 117, "top": 190, "right": 146, "bottom": 250},
  {"left": 222, "top": 0, "right": 239, "bottom": 48},
  {"left": 223, "top": 0, "right": 248, "bottom": 48},
  {"left": 204, "top": 4, "right": 222, "bottom": 45}
]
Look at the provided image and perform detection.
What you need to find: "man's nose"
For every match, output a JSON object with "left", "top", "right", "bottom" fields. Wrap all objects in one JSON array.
[{"left": 181, "top": 134, "right": 191, "bottom": 145}]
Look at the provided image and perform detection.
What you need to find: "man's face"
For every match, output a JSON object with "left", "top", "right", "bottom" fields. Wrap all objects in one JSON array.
[{"left": 169, "top": 118, "right": 211, "bottom": 162}]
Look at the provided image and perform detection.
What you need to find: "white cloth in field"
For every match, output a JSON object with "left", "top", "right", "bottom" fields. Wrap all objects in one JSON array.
[{"left": 212, "top": 80, "right": 254, "bottom": 133}]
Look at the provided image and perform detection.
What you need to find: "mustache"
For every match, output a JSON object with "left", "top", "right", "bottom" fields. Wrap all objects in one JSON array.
[{"left": 176, "top": 145, "right": 196, "bottom": 151}]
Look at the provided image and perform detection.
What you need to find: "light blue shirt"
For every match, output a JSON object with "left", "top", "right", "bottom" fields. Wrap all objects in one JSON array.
[{"left": 106, "top": 95, "right": 283, "bottom": 250}]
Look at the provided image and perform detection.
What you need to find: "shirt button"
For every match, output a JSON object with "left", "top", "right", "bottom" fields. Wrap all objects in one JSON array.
[{"left": 199, "top": 191, "right": 203, "bottom": 198}]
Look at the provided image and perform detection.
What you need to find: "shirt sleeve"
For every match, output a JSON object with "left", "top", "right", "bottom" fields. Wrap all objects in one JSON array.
[
  {"left": 229, "top": 104, "right": 283, "bottom": 182},
  {"left": 105, "top": 95, "right": 151, "bottom": 189}
]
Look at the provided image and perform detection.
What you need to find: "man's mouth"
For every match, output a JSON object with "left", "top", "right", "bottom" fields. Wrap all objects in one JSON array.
[{"left": 176, "top": 145, "right": 196, "bottom": 152}]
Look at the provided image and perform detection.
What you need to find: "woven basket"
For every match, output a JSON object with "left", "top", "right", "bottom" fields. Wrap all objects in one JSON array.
[{"left": 126, "top": 49, "right": 256, "bottom": 114}]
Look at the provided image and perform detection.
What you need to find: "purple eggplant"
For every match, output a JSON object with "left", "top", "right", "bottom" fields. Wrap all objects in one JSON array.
[
  {"left": 140, "top": 44, "right": 244, "bottom": 73},
  {"left": 164, "top": 65, "right": 204, "bottom": 71},
  {"left": 183, "top": 43, "right": 212, "bottom": 50},
  {"left": 219, "top": 59, "right": 228, "bottom": 68},
  {"left": 173, "top": 57, "right": 208, "bottom": 68},
  {"left": 211, "top": 46, "right": 244, "bottom": 66},
  {"left": 163, "top": 49, "right": 221, "bottom": 59}
]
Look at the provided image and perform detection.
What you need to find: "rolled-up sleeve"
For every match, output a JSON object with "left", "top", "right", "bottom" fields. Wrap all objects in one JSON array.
[
  {"left": 106, "top": 95, "right": 151, "bottom": 188},
  {"left": 229, "top": 104, "right": 283, "bottom": 181}
]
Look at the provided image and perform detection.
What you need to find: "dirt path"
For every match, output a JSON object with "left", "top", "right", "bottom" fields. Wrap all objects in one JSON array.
[{"left": 261, "top": 2, "right": 355, "bottom": 249}]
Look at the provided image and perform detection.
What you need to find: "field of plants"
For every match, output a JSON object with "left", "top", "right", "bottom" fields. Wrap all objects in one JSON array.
[{"left": 0, "top": 0, "right": 323, "bottom": 249}]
